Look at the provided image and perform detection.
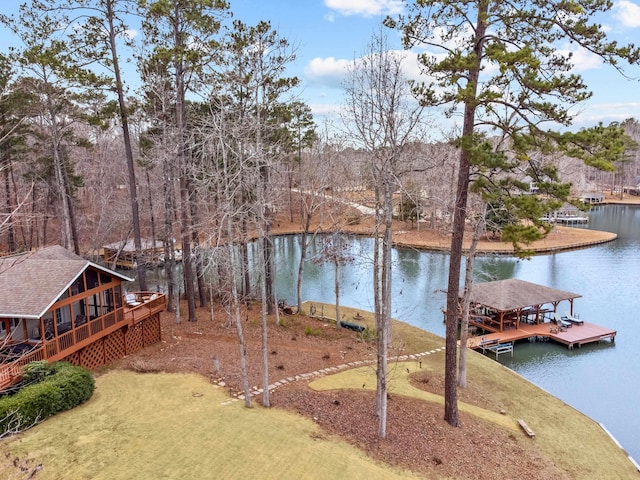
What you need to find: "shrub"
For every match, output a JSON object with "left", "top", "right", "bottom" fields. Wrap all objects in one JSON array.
[
  {"left": 359, "top": 327, "right": 377, "bottom": 342},
  {"left": 0, "top": 362, "right": 94, "bottom": 436},
  {"left": 304, "top": 325, "right": 321, "bottom": 336},
  {"left": 21, "top": 361, "right": 53, "bottom": 385}
]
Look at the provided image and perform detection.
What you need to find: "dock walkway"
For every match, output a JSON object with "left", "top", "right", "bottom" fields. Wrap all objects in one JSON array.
[{"left": 468, "top": 321, "right": 616, "bottom": 350}]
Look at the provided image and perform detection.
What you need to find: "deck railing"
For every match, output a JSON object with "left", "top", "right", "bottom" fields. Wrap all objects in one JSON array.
[
  {"left": 124, "top": 292, "right": 167, "bottom": 323},
  {"left": 0, "top": 292, "right": 166, "bottom": 390},
  {"left": 0, "top": 347, "right": 45, "bottom": 390}
]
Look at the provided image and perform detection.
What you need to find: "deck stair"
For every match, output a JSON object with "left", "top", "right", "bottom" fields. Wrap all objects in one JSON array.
[{"left": 479, "top": 338, "right": 514, "bottom": 358}]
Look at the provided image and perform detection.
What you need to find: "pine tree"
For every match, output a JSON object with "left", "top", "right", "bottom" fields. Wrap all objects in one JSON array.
[{"left": 389, "top": 0, "right": 639, "bottom": 426}]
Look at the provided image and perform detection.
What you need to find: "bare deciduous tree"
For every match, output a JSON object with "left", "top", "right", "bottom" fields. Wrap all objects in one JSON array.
[{"left": 342, "top": 27, "right": 426, "bottom": 439}]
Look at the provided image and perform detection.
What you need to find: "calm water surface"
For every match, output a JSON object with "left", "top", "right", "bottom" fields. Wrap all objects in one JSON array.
[{"left": 269, "top": 204, "right": 640, "bottom": 461}]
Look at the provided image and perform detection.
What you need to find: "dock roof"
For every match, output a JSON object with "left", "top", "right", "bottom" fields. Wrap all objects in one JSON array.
[
  {"left": 469, "top": 278, "right": 581, "bottom": 312},
  {"left": 102, "top": 239, "right": 164, "bottom": 252}
]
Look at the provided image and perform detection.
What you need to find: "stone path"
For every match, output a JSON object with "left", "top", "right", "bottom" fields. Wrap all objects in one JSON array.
[{"left": 218, "top": 346, "right": 446, "bottom": 405}]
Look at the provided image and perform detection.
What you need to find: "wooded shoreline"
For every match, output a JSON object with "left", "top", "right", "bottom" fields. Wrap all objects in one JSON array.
[{"left": 271, "top": 196, "right": 640, "bottom": 256}]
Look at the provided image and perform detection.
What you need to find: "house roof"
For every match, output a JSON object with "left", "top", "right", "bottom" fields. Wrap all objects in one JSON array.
[
  {"left": 469, "top": 278, "right": 581, "bottom": 312},
  {"left": 0, "top": 245, "right": 133, "bottom": 319}
]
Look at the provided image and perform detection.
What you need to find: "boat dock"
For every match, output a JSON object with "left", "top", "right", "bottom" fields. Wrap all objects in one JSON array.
[{"left": 468, "top": 321, "right": 616, "bottom": 351}]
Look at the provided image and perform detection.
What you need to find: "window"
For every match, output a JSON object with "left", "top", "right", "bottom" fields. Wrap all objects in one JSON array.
[
  {"left": 9, "top": 318, "right": 25, "bottom": 341},
  {"left": 114, "top": 285, "right": 123, "bottom": 308},
  {"left": 72, "top": 300, "right": 87, "bottom": 326},
  {"left": 102, "top": 288, "right": 114, "bottom": 314},
  {"left": 88, "top": 293, "right": 101, "bottom": 319},
  {"left": 86, "top": 269, "right": 99, "bottom": 289},
  {"left": 55, "top": 306, "right": 72, "bottom": 333},
  {"left": 71, "top": 275, "right": 85, "bottom": 295},
  {"left": 43, "top": 311, "right": 54, "bottom": 338},
  {"left": 99, "top": 272, "right": 112, "bottom": 285}
]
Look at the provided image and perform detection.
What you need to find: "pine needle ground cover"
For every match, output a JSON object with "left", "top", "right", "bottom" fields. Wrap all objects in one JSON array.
[{"left": 307, "top": 346, "right": 637, "bottom": 478}]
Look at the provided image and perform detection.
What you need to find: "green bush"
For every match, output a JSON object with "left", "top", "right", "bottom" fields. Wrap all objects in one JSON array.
[
  {"left": 304, "top": 325, "right": 321, "bottom": 336},
  {"left": 359, "top": 327, "right": 377, "bottom": 342},
  {"left": 0, "top": 362, "right": 94, "bottom": 435},
  {"left": 21, "top": 360, "right": 54, "bottom": 384}
]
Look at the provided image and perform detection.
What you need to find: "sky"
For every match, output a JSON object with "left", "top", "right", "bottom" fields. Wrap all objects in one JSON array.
[{"left": 1, "top": 0, "right": 640, "bottom": 133}]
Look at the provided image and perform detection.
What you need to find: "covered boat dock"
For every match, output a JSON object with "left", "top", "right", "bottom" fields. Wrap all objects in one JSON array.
[{"left": 465, "top": 279, "right": 616, "bottom": 350}]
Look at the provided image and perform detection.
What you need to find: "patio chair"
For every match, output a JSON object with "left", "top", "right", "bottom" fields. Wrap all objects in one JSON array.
[
  {"left": 563, "top": 311, "right": 584, "bottom": 326},
  {"left": 553, "top": 312, "right": 571, "bottom": 329},
  {"left": 125, "top": 293, "right": 141, "bottom": 307}
]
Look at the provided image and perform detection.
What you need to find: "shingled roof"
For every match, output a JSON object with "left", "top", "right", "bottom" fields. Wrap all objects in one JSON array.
[
  {"left": 0, "top": 245, "right": 132, "bottom": 319},
  {"left": 469, "top": 278, "right": 581, "bottom": 312}
]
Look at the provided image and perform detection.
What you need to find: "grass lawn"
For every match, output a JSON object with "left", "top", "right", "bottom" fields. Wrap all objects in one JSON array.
[{"left": 3, "top": 370, "right": 421, "bottom": 480}]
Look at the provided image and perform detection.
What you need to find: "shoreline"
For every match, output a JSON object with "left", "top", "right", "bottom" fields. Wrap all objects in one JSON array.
[
  {"left": 272, "top": 211, "right": 625, "bottom": 256},
  {"left": 271, "top": 196, "right": 638, "bottom": 256}
]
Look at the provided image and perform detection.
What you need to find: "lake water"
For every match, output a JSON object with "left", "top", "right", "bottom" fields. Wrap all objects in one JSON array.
[{"left": 268, "top": 204, "right": 640, "bottom": 462}]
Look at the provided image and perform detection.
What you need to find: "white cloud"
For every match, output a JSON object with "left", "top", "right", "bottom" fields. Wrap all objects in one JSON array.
[
  {"left": 614, "top": 1, "right": 640, "bottom": 28},
  {"left": 305, "top": 50, "right": 435, "bottom": 90},
  {"left": 123, "top": 29, "right": 138, "bottom": 40},
  {"left": 571, "top": 102, "right": 640, "bottom": 126},
  {"left": 310, "top": 102, "right": 344, "bottom": 117},
  {"left": 558, "top": 44, "right": 603, "bottom": 72},
  {"left": 324, "top": 0, "right": 404, "bottom": 17},
  {"left": 304, "top": 57, "right": 351, "bottom": 87}
]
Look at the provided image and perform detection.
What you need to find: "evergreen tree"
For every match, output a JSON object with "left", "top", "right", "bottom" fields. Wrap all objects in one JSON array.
[
  {"left": 389, "top": 0, "right": 639, "bottom": 426},
  {"left": 140, "top": 0, "right": 230, "bottom": 321}
]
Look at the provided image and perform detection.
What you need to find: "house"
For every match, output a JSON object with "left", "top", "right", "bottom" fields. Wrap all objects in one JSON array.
[
  {"left": 521, "top": 176, "right": 539, "bottom": 195},
  {"left": 541, "top": 203, "right": 589, "bottom": 224},
  {"left": 581, "top": 193, "right": 605, "bottom": 204},
  {"left": 102, "top": 238, "right": 166, "bottom": 269},
  {"left": 0, "top": 245, "right": 166, "bottom": 390}
]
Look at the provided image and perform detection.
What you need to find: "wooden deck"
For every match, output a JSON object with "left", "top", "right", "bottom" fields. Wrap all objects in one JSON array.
[
  {"left": 468, "top": 320, "right": 616, "bottom": 351},
  {"left": 0, "top": 293, "right": 166, "bottom": 390}
]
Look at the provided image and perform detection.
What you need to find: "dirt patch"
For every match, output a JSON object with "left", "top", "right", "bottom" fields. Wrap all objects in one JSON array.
[{"left": 115, "top": 304, "right": 377, "bottom": 397}]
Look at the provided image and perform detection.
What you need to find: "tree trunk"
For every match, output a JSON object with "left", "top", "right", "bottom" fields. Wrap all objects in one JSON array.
[
  {"left": 106, "top": 0, "right": 147, "bottom": 291},
  {"left": 162, "top": 147, "right": 176, "bottom": 313},
  {"left": 296, "top": 201, "right": 314, "bottom": 314},
  {"left": 288, "top": 165, "right": 294, "bottom": 223},
  {"left": 3, "top": 163, "right": 15, "bottom": 252},
  {"left": 145, "top": 167, "right": 160, "bottom": 291},
  {"left": 296, "top": 230, "right": 308, "bottom": 314},
  {"left": 50, "top": 125, "right": 73, "bottom": 252},
  {"left": 260, "top": 237, "right": 270, "bottom": 407},
  {"left": 173, "top": 18, "right": 196, "bottom": 322},
  {"left": 372, "top": 171, "right": 393, "bottom": 440},
  {"left": 444, "top": 0, "right": 487, "bottom": 426},
  {"left": 61, "top": 159, "right": 81, "bottom": 255},
  {"left": 240, "top": 215, "right": 250, "bottom": 299},
  {"left": 188, "top": 177, "right": 208, "bottom": 308},
  {"left": 458, "top": 215, "right": 483, "bottom": 388},
  {"left": 263, "top": 228, "right": 274, "bottom": 315},
  {"left": 334, "top": 259, "right": 341, "bottom": 327}
]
